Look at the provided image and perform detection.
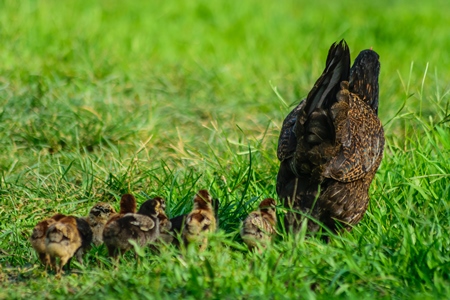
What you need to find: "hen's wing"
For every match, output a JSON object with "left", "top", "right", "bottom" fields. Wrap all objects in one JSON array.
[{"left": 323, "top": 84, "right": 384, "bottom": 182}]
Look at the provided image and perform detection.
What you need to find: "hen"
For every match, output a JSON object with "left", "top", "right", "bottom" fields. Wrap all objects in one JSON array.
[{"left": 276, "top": 40, "right": 384, "bottom": 235}]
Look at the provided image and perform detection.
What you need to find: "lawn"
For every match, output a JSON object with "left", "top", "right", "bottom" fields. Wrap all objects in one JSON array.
[{"left": 0, "top": 0, "right": 449, "bottom": 299}]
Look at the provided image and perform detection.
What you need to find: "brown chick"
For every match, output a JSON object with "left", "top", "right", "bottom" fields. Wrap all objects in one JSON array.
[
  {"left": 171, "top": 198, "right": 219, "bottom": 235},
  {"left": 240, "top": 198, "right": 277, "bottom": 251},
  {"left": 105, "top": 194, "right": 137, "bottom": 225},
  {"left": 30, "top": 213, "right": 66, "bottom": 269},
  {"left": 45, "top": 216, "right": 93, "bottom": 276},
  {"left": 103, "top": 198, "right": 160, "bottom": 258},
  {"left": 73, "top": 217, "right": 94, "bottom": 264},
  {"left": 182, "top": 190, "right": 216, "bottom": 251},
  {"left": 170, "top": 197, "right": 219, "bottom": 247},
  {"left": 168, "top": 214, "right": 187, "bottom": 247},
  {"left": 154, "top": 197, "right": 173, "bottom": 244},
  {"left": 170, "top": 214, "right": 187, "bottom": 235},
  {"left": 83, "top": 202, "right": 116, "bottom": 246}
]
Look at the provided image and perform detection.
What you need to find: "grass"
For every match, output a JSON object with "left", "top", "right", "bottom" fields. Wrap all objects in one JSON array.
[{"left": 0, "top": 0, "right": 449, "bottom": 298}]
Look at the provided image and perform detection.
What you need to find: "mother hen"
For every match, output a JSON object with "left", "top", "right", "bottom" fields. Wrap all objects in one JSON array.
[{"left": 276, "top": 40, "right": 384, "bottom": 235}]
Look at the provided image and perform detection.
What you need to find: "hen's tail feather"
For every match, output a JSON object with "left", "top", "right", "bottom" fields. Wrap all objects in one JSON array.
[
  {"left": 349, "top": 49, "right": 380, "bottom": 113},
  {"left": 304, "top": 40, "right": 351, "bottom": 116}
]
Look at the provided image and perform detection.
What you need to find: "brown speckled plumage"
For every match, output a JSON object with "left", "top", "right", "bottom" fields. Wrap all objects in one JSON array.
[
  {"left": 276, "top": 40, "right": 384, "bottom": 234},
  {"left": 182, "top": 190, "right": 216, "bottom": 251},
  {"left": 105, "top": 194, "right": 137, "bottom": 225},
  {"left": 240, "top": 198, "right": 277, "bottom": 250},
  {"left": 45, "top": 216, "right": 93, "bottom": 276},
  {"left": 170, "top": 198, "right": 219, "bottom": 238},
  {"left": 83, "top": 202, "right": 116, "bottom": 246},
  {"left": 103, "top": 198, "right": 159, "bottom": 258},
  {"left": 154, "top": 197, "right": 173, "bottom": 244},
  {"left": 30, "top": 213, "right": 66, "bottom": 269}
]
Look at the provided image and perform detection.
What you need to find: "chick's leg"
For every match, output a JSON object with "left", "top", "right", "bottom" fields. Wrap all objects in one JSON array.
[
  {"left": 49, "top": 256, "right": 57, "bottom": 273},
  {"left": 57, "top": 255, "right": 71, "bottom": 277},
  {"left": 38, "top": 253, "right": 50, "bottom": 269}
]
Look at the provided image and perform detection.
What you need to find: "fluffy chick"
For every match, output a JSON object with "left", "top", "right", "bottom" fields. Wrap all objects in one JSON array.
[
  {"left": 154, "top": 197, "right": 173, "bottom": 244},
  {"left": 171, "top": 198, "right": 219, "bottom": 234},
  {"left": 182, "top": 190, "right": 216, "bottom": 250},
  {"left": 45, "top": 216, "right": 93, "bottom": 276},
  {"left": 240, "top": 198, "right": 277, "bottom": 251},
  {"left": 73, "top": 217, "right": 94, "bottom": 264},
  {"left": 170, "top": 215, "right": 187, "bottom": 236},
  {"left": 83, "top": 202, "right": 116, "bottom": 246},
  {"left": 106, "top": 194, "right": 137, "bottom": 225},
  {"left": 103, "top": 198, "right": 160, "bottom": 258},
  {"left": 30, "top": 213, "right": 66, "bottom": 269},
  {"left": 168, "top": 214, "right": 187, "bottom": 248}
]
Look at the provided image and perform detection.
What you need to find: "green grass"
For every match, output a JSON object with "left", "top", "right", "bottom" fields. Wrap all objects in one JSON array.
[{"left": 1, "top": 0, "right": 450, "bottom": 298}]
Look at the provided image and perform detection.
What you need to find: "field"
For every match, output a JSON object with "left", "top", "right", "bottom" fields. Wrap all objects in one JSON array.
[{"left": 1, "top": 0, "right": 449, "bottom": 298}]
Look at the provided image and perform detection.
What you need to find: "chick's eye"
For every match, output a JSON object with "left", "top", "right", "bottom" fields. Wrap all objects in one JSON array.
[{"left": 202, "top": 224, "right": 210, "bottom": 231}]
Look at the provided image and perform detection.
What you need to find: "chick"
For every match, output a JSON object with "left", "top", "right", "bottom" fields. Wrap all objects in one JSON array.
[
  {"left": 103, "top": 198, "right": 160, "bottom": 258},
  {"left": 182, "top": 190, "right": 216, "bottom": 251},
  {"left": 240, "top": 198, "right": 277, "bottom": 251},
  {"left": 171, "top": 198, "right": 220, "bottom": 235},
  {"left": 45, "top": 216, "right": 93, "bottom": 276},
  {"left": 73, "top": 217, "right": 94, "bottom": 264},
  {"left": 83, "top": 202, "right": 116, "bottom": 246},
  {"left": 170, "top": 214, "right": 187, "bottom": 236},
  {"left": 167, "top": 214, "right": 186, "bottom": 248},
  {"left": 30, "top": 213, "right": 66, "bottom": 269},
  {"left": 170, "top": 197, "right": 220, "bottom": 247},
  {"left": 105, "top": 193, "right": 137, "bottom": 225},
  {"left": 154, "top": 197, "right": 173, "bottom": 244}
]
